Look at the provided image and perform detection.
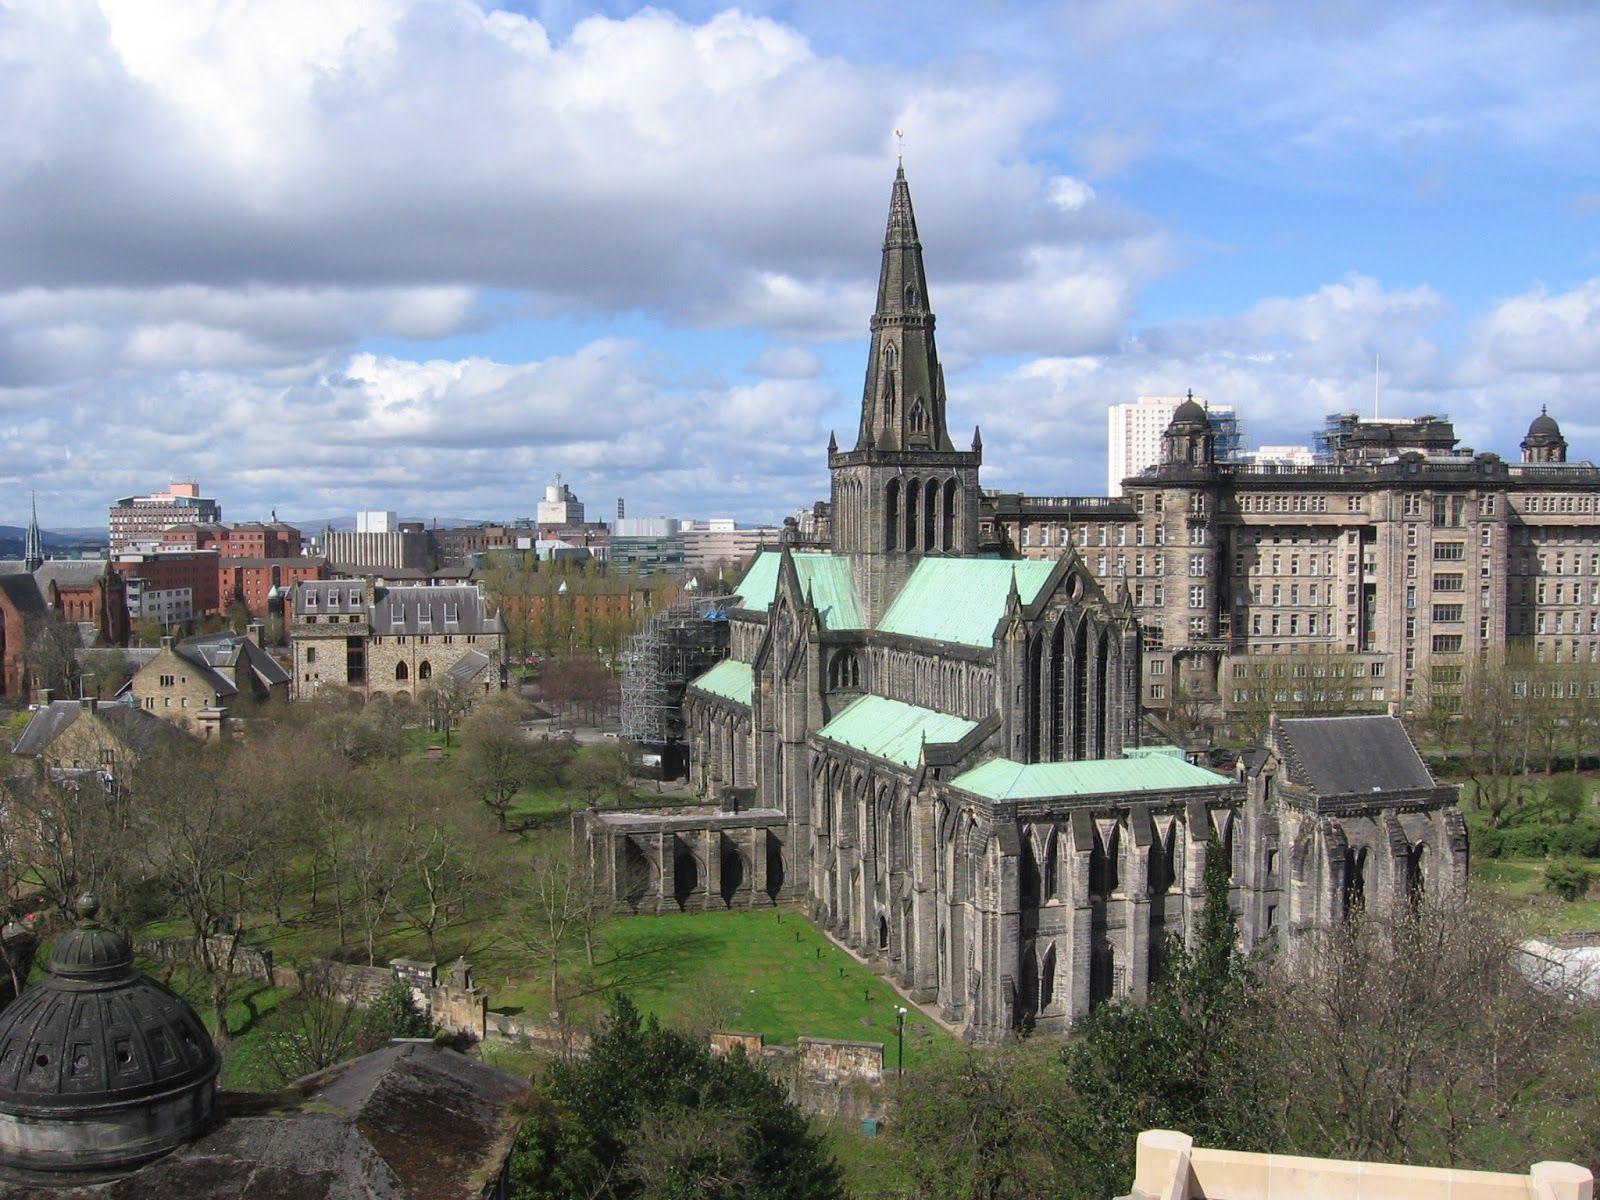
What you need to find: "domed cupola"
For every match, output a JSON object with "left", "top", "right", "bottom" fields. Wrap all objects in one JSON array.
[
  {"left": 1162, "top": 389, "right": 1217, "bottom": 468},
  {"left": 0, "top": 895, "right": 220, "bottom": 1181},
  {"left": 1521, "top": 406, "right": 1568, "bottom": 464}
]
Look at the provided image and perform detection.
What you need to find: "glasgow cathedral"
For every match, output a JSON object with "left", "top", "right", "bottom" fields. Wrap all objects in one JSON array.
[{"left": 583, "top": 167, "right": 1468, "bottom": 1041}]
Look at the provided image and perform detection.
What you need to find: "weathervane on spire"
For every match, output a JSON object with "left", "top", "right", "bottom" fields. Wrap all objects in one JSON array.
[{"left": 894, "top": 128, "right": 904, "bottom": 165}]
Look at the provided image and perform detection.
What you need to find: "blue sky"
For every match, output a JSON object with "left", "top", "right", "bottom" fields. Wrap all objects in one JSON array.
[{"left": 1, "top": 0, "right": 1597, "bottom": 527}]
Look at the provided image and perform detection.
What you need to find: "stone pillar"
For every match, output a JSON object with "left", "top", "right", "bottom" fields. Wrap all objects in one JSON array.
[
  {"left": 1125, "top": 809, "right": 1152, "bottom": 1003},
  {"left": 656, "top": 830, "right": 675, "bottom": 914},
  {"left": 703, "top": 828, "right": 721, "bottom": 910}
]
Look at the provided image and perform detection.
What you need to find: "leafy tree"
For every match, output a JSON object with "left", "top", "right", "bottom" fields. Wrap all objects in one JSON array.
[{"left": 509, "top": 994, "right": 841, "bottom": 1200}]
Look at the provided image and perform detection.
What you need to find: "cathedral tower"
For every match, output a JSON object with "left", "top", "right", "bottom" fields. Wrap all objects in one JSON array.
[{"left": 829, "top": 166, "right": 982, "bottom": 620}]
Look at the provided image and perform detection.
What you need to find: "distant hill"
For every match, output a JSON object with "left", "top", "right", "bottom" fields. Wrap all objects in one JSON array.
[{"left": 0, "top": 527, "right": 106, "bottom": 558}]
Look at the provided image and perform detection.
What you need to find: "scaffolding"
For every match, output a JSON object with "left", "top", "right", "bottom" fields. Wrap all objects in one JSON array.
[{"left": 619, "top": 593, "right": 731, "bottom": 747}]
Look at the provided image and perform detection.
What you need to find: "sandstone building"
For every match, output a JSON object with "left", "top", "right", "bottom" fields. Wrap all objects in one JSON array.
[
  {"left": 289, "top": 578, "right": 507, "bottom": 700},
  {"left": 585, "top": 168, "right": 1467, "bottom": 1041},
  {"left": 996, "top": 402, "right": 1600, "bottom": 720},
  {"left": 127, "top": 630, "right": 290, "bottom": 734}
]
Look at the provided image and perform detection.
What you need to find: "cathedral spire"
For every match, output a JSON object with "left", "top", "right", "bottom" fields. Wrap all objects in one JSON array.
[
  {"left": 24, "top": 492, "right": 42, "bottom": 573},
  {"left": 855, "top": 166, "right": 952, "bottom": 453}
]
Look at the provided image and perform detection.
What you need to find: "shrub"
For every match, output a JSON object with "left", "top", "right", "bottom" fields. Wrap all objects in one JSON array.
[
  {"left": 360, "top": 976, "right": 434, "bottom": 1044},
  {"left": 1499, "top": 825, "right": 1553, "bottom": 860},
  {"left": 1547, "top": 821, "right": 1600, "bottom": 860},
  {"left": 1546, "top": 860, "right": 1594, "bottom": 901},
  {"left": 1546, "top": 776, "right": 1588, "bottom": 823}
]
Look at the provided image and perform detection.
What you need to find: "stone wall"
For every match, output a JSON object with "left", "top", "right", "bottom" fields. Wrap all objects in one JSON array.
[
  {"left": 363, "top": 634, "right": 505, "bottom": 700},
  {"left": 708, "top": 1032, "right": 764, "bottom": 1059},
  {"left": 137, "top": 936, "right": 274, "bottom": 983}
]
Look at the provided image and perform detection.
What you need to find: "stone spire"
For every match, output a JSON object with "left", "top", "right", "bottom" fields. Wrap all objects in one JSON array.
[
  {"left": 23, "top": 493, "right": 42, "bottom": 573},
  {"left": 855, "top": 166, "right": 953, "bottom": 453}
]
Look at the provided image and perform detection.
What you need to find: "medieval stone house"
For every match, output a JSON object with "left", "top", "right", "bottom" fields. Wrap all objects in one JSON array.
[
  {"left": 288, "top": 579, "right": 506, "bottom": 700},
  {"left": 583, "top": 167, "right": 1468, "bottom": 1042}
]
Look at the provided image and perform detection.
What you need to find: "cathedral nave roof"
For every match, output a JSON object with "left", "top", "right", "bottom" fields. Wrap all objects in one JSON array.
[
  {"left": 948, "top": 754, "right": 1232, "bottom": 802},
  {"left": 815, "top": 694, "right": 977, "bottom": 768}
]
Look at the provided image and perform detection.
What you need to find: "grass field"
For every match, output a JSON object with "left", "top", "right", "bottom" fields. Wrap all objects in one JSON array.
[{"left": 489, "top": 908, "right": 951, "bottom": 1067}]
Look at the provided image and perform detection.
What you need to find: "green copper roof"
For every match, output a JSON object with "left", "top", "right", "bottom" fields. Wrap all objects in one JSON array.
[
  {"left": 877, "top": 558, "right": 1057, "bottom": 647},
  {"left": 816, "top": 695, "right": 977, "bottom": 768},
  {"left": 949, "top": 755, "right": 1230, "bottom": 801},
  {"left": 1122, "top": 744, "right": 1187, "bottom": 761},
  {"left": 734, "top": 552, "right": 863, "bottom": 631},
  {"left": 689, "top": 659, "right": 753, "bottom": 706}
]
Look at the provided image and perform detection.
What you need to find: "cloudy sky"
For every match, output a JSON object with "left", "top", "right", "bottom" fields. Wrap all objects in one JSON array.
[{"left": 4, "top": 0, "right": 1599, "bottom": 529}]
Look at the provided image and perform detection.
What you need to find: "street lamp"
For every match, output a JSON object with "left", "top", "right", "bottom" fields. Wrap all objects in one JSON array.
[{"left": 895, "top": 1006, "right": 907, "bottom": 1078}]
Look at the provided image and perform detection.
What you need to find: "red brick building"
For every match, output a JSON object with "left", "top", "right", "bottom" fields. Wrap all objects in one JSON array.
[
  {"left": 160, "top": 520, "right": 302, "bottom": 558},
  {"left": 111, "top": 550, "right": 222, "bottom": 617},
  {"left": 37, "top": 562, "right": 130, "bottom": 647},
  {"left": 219, "top": 557, "right": 330, "bottom": 616}
]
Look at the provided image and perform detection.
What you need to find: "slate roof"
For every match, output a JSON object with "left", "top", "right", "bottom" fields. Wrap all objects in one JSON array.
[
  {"left": 1274, "top": 715, "right": 1436, "bottom": 796},
  {"left": 0, "top": 572, "right": 47, "bottom": 621},
  {"left": 0, "top": 1042, "right": 530, "bottom": 1200},
  {"left": 443, "top": 649, "right": 493, "bottom": 682},
  {"left": 877, "top": 558, "right": 1056, "bottom": 647},
  {"left": 35, "top": 561, "right": 110, "bottom": 590},
  {"left": 13, "top": 700, "right": 189, "bottom": 759},
  {"left": 372, "top": 586, "right": 504, "bottom": 636},
  {"left": 689, "top": 659, "right": 753, "bottom": 706},
  {"left": 180, "top": 633, "right": 291, "bottom": 689},
  {"left": 815, "top": 695, "right": 976, "bottom": 768},
  {"left": 733, "top": 552, "right": 863, "bottom": 630},
  {"left": 949, "top": 754, "right": 1231, "bottom": 801}
]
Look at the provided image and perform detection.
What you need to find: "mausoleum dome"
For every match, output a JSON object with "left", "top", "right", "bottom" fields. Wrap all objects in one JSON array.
[{"left": 0, "top": 895, "right": 220, "bottom": 1180}]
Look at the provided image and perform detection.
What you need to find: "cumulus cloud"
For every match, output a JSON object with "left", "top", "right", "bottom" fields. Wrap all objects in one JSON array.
[{"left": 968, "top": 273, "right": 1600, "bottom": 497}]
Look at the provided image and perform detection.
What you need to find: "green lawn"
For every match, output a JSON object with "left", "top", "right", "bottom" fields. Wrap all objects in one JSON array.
[
  {"left": 1470, "top": 856, "right": 1600, "bottom": 936},
  {"left": 489, "top": 909, "right": 952, "bottom": 1068}
]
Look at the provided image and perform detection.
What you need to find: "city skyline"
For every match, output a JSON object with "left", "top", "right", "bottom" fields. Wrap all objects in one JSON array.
[{"left": 2, "top": 1, "right": 1598, "bottom": 526}]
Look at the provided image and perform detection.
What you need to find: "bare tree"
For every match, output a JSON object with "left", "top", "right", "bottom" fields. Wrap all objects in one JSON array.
[
  {"left": 137, "top": 747, "right": 281, "bottom": 1044},
  {"left": 505, "top": 845, "right": 606, "bottom": 1014},
  {"left": 1254, "top": 893, "right": 1600, "bottom": 1168},
  {"left": 420, "top": 675, "right": 476, "bottom": 747},
  {"left": 623, "top": 1106, "right": 756, "bottom": 1200},
  {"left": 264, "top": 960, "right": 367, "bottom": 1085},
  {"left": 393, "top": 806, "right": 483, "bottom": 963},
  {"left": 459, "top": 707, "right": 533, "bottom": 830}
]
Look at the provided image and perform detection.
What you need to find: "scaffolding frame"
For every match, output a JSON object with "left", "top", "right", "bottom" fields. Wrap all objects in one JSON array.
[{"left": 619, "top": 594, "right": 731, "bottom": 746}]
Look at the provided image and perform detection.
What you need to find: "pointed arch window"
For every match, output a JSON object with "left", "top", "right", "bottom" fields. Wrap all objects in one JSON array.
[
  {"left": 909, "top": 399, "right": 928, "bottom": 435},
  {"left": 418, "top": 660, "right": 432, "bottom": 681},
  {"left": 395, "top": 660, "right": 409, "bottom": 682}
]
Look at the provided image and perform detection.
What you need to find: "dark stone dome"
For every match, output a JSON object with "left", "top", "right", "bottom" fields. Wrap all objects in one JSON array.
[
  {"left": 0, "top": 896, "right": 220, "bottom": 1179},
  {"left": 1169, "top": 397, "right": 1210, "bottom": 428},
  {"left": 1527, "top": 408, "right": 1562, "bottom": 439}
]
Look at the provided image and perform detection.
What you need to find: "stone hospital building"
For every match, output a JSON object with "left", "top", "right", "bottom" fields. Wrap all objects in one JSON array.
[{"left": 582, "top": 168, "right": 1468, "bottom": 1041}]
